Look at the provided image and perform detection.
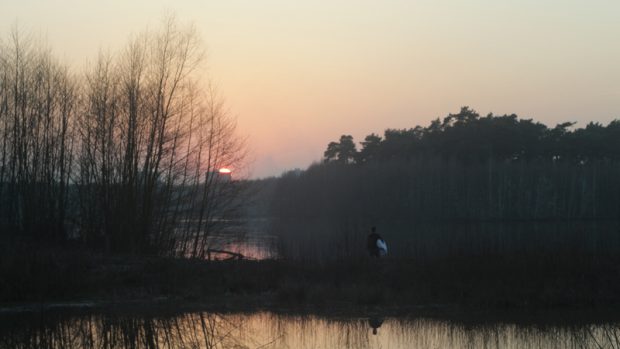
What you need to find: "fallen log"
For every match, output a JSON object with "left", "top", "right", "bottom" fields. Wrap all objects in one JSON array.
[{"left": 206, "top": 249, "right": 244, "bottom": 261}]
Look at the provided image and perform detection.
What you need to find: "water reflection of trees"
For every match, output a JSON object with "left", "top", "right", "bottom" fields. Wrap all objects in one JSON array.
[
  {"left": 0, "top": 312, "right": 265, "bottom": 349},
  {"left": 583, "top": 324, "right": 620, "bottom": 349},
  {"left": 2, "top": 311, "right": 620, "bottom": 349}
]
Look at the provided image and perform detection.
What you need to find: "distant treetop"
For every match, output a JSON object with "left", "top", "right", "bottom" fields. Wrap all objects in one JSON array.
[{"left": 323, "top": 107, "right": 620, "bottom": 165}]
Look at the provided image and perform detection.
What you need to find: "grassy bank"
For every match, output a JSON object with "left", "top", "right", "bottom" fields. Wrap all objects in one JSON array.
[{"left": 2, "top": 245, "right": 620, "bottom": 311}]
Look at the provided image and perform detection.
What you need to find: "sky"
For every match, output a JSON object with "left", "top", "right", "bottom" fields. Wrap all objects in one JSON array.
[{"left": 1, "top": 0, "right": 619, "bottom": 178}]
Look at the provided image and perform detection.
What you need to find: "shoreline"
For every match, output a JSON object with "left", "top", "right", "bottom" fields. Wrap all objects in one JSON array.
[
  {"left": 2, "top": 298, "right": 620, "bottom": 327},
  {"left": 2, "top": 251, "right": 620, "bottom": 320}
]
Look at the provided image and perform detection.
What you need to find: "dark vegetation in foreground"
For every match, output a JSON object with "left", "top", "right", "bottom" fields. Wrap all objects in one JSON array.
[{"left": 3, "top": 244, "right": 620, "bottom": 311}]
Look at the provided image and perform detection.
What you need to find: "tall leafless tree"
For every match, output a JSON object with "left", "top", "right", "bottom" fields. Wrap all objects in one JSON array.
[
  {"left": 1, "top": 17, "right": 248, "bottom": 257},
  {"left": 0, "top": 29, "right": 76, "bottom": 243}
]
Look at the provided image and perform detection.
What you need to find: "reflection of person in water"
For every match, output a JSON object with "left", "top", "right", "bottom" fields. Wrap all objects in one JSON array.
[
  {"left": 367, "top": 226, "right": 388, "bottom": 257},
  {"left": 368, "top": 316, "right": 384, "bottom": 335}
]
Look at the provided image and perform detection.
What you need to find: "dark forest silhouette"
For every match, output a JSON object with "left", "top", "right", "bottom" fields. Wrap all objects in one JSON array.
[
  {"left": 325, "top": 106, "right": 620, "bottom": 165},
  {"left": 275, "top": 107, "right": 620, "bottom": 222},
  {"left": 271, "top": 107, "right": 620, "bottom": 262}
]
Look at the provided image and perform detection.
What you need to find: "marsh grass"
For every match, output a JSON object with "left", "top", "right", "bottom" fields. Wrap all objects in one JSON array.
[{"left": 3, "top": 242, "right": 619, "bottom": 310}]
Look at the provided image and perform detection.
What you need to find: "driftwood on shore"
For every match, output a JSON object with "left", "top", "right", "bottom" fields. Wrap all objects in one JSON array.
[{"left": 206, "top": 249, "right": 244, "bottom": 261}]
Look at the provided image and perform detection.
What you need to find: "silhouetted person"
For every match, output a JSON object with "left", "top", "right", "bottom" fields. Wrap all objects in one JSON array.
[
  {"left": 368, "top": 316, "right": 384, "bottom": 335},
  {"left": 367, "top": 226, "right": 388, "bottom": 257}
]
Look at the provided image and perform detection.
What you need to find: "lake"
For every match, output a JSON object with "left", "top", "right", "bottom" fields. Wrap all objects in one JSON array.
[{"left": 1, "top": 308, "right": 619, "bottom": 348}]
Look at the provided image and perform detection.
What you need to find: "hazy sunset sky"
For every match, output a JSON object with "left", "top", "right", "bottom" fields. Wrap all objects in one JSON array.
[{"left": 2, "top": 1, "right": 619, "bottom": 178}]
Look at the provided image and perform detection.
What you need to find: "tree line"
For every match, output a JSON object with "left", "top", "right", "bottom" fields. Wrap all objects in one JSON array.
[
  {"left": 324, "top": 106, "right": 620, "bottom": 165},
  {"left": 277, "top": 106, "right": 620, "bottom": 222},
  {"left": 269, "top": 107, "right": 620, "bottom": 261},
  {"left": 0, "top": 18, "right": 245, "bottom": 257}
]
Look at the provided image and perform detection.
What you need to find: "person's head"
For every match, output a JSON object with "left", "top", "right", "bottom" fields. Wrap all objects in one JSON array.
[{"left": 371, "top": 226, "right": 376, "bottom": 233}]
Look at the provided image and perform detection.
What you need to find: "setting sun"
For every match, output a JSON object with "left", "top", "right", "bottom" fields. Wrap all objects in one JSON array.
[{"left": 219, "top": 168, "right": 232, "bottom": 174}]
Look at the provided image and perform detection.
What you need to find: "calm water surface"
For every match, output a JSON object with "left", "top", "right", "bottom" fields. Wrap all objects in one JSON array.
[{"left": 1, "top": 310, "right": 619, "bottom": 348}]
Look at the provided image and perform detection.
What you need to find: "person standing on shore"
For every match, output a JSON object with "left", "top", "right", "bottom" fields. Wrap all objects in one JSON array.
[{"left": 367, "top": 226, "right": 388, "bottom": 257}]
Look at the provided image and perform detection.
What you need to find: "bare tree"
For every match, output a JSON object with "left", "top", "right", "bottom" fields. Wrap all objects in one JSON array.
[
  {"left": 1, "top": 17, "right": 248, "bottom": 257},
  {"left": 0, "top": 29, "right": 76, "bottom": 242},
  {"left": 75, "top": 16, "right": 247, "bottom": 256}
]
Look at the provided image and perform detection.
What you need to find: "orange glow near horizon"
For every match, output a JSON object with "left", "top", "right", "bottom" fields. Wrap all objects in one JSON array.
[{"left": 219, "top": 168, "right": 232, "bottom": 174}]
